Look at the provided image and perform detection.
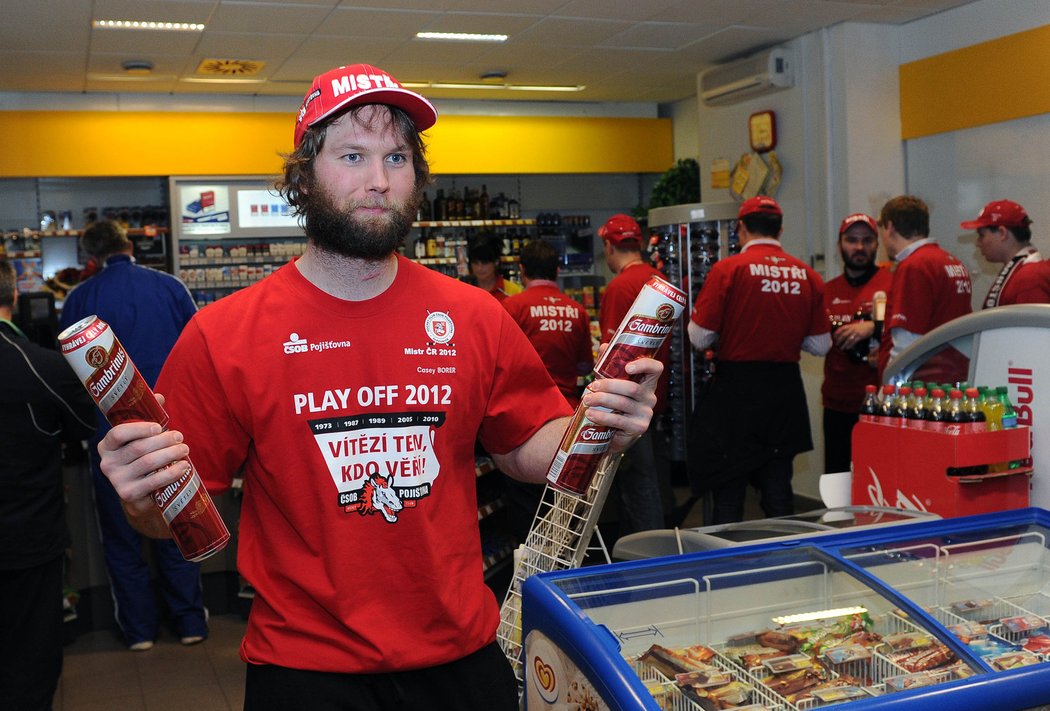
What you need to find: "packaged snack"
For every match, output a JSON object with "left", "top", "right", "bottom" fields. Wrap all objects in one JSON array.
[
  {"left": 639, "top": 644, "right": 714, "bottom": 678},
  {"left": 675, "top": 669, "right": 732, "bottom": 689},
  {"left": 950, "top": 599, "right": 994, "bottom": 617},
  {"left": 947, "top": 622, "right": 988, "bottom": 644},
  {"left": 967, "top": 635, "right": 1017, "bottom": 658},
  {"left": 1022, "top": 633, "right": 1050, "bottom": 654},
  {"left": 762, "top": 654, "right": 813, "bottom": 674},
  {"left": 883, "top": 631, "right": 935, "bottom": 652},
  {"left": 823, "top": 643, "right": 872, "bottom": 665},
  {"left": 892, "top": 643, "right": 956, "bottom": 672},
  {"left": 1000, "top": 615, "right": 1047, "bottom": 634},
  {"left": 811, "top": 684, "right": 873, "bottom": 703},
  {"left": 885, "top": 670, "right": 943, "bottom": 692},
  {"left": 989, "top": 651, "right": 1041, "bottom": 670}
]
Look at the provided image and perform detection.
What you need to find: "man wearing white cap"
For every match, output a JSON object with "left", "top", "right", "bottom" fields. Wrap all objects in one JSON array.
[
  {"left": 93, "top": 64, "right": 662, "bottom": 710},
  {"left": 821, "top": 213, "right": 892, "bottom": 473},
  {"left": 962, "top": 199, "right": 1050, "bottom": 308},
  {"left": 687, "top": 196, "right": 830, "bottom": 524}
]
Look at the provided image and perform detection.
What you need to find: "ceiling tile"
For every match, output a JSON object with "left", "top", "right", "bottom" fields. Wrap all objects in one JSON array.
[{"left": 206, "top": 2, "right": 333, "bottom": 34}]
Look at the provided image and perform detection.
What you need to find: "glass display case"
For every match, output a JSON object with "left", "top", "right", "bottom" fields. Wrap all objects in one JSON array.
[{"left": 522, "top": 507, "right": 1050, "bottom": 710}]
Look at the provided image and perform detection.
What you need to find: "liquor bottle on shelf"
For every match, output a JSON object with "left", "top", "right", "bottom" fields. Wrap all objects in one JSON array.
[
  {"left": 433, "top": 189, "right": 447, "bottom": 221},
  {"left": 480, "top": 185, "right": 489, "bottom": 219},
  {"left": 418, "top": 191, "right": 432, "bottom": 221},
  {"left": 507, "top": 196, "right": 520, "bottom": 219}
]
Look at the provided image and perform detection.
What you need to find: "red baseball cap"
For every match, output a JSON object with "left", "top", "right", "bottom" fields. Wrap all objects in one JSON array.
[
  {"left": 960, "top": 200, "right": 1032, "bottom": 230},
  {"left": 838, "top": 213, "right": 878, "bottom": 236},
  {"left": 598, "top": 214, "right": 642, "bottom": 245},
  {"left": 737, "top": 195, "right": 782, "bottom": 219},
  {"left": 293, "top": 64, "right": 438, "bottom": 148}
]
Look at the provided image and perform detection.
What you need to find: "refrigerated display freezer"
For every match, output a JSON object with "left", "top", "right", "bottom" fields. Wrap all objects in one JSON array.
[{"left": 522, "top": 506, "right": 1050, "bottom": 710}]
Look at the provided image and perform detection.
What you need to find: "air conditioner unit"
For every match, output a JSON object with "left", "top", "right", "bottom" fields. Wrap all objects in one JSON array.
[{"left": 699, "top": 48, "right": 795, "bottom": 106}]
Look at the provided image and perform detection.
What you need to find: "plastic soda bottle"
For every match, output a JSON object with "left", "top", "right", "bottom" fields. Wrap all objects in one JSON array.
[
  {"left": 891, "top": 385, "right": 912, "bottom": 425},
  {"left": 980, "top": 388, "right": 1004, "bottom": 431},
  {"left": 907, "top": 386, "right": 928, "bottom": 429},
  {"left": 926, "top": 388, "right": 947, "bottom": 433},
  {"left": 859, "top": 384, "right": 879, "bottom": 423},
  {"left": 963, "top": 387, "right": 987, "bottom": 433},
  {"left": 997, "top": 386, "right": 1018, "bottom": 429},
  {"left": 946, "top": 388, "right": 966, "bottom": 433},
  {"left": 877, "top": 384, "right": 897, "bottom": 423}
]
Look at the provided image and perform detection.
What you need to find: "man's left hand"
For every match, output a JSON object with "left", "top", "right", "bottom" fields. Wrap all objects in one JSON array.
[{"left": 581, "top": 352, "right": 662, "bottom": 453}]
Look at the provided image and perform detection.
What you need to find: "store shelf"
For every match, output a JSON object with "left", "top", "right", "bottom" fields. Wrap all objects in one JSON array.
[{"left": 413, "top": 219, "right": 535, "bottom": 228}]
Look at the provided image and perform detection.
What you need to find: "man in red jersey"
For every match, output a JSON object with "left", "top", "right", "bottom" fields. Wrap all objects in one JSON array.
[
  {"left": 876, "top": 195, "right": 972, "bottom": 383},
  {"left": 93, "top": 64, "right": 661, "bottom": 711},
  {"left": 962, "top": 199, "right": 1050, "bottom": 308},
  {"left": 502, "top": 238, "right": 594, "bottom": 541},
  {"left": 598, "top": 213, "right": 671, "bottom": 536},
  {"left": 821, "top": 213, "right": 893, "bottom": 473},
  {"left": 688, "top": 196, "right": 830, "bottom": 524}
]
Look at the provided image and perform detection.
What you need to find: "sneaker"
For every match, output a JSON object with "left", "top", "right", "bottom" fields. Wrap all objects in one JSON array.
[
  {"left": 129, "top": 640, "right": 154, "bottom": 652},
  {"left": 180, "top": 635, "right": 206, "bottom": 646}
]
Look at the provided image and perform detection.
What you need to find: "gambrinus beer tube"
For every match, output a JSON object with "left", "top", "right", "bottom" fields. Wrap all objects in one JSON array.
[
  {"left": 59, "top": 315, "right": 230, "bottom": 562},
  {"left": 547, "top": 275, "right": 687, "bottom": 494}
]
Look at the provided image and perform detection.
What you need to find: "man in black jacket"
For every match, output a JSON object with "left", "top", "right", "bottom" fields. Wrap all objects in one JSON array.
[{"left": 0, "top": 259, "right": 96, "bottom": 710}]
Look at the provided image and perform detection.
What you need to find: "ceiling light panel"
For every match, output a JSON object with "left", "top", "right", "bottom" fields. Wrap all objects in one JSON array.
[
  {"left": 93, "top": 20, "right": 204, "bottom": 31},
  {"left": 415, "top": 32, "right": 508, "bottom": 43}
]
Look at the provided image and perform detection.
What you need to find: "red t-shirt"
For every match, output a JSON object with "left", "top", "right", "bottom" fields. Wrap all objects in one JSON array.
[
  {"left": 156, "top": 256, "right": 571, "bottom": 674},
  {"left": 690, "top": 241, "right": 828, "bottom": 362},
  {"left": 599, "top": 261, "right": 671, "bottom": 409},
  {"left": 986, "top": 256, "right": 1050, "bottom": 307},
  {"left": 878, "top": 242, "right": 972, "bottom": 375},
  {"left": 503, "top": 281, "right": 594, "bottom": 407},
  {"left": 821, "top": 267, "right": 893, "bottom": 412}
]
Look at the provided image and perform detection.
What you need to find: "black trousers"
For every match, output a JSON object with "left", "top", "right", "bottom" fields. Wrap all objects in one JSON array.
[
  {"left": 709, "top": 456, "right": 795, "bottom": 525},
  {"left": 823, "top": 408, "right": 860, "bottom": 474},
  {"left": 0, "top": 555, "right": 64, "bottom": 711},
  {"left": 244, "top": 641, "right": 518, "bottom": 711}
]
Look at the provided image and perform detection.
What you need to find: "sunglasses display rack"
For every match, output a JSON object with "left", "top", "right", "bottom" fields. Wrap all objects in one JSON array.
[{"left": 646, "top": 202, "right": 740, "bottom": 461}]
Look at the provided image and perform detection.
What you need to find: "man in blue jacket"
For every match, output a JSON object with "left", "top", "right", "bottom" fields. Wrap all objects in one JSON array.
[{"left": 60, "top": 220, "right": 207, "bottom": 651}]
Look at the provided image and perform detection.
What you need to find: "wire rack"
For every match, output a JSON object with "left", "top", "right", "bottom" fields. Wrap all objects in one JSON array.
[{"left": 496, "top": 452, "right": 623, "bottom": 684}]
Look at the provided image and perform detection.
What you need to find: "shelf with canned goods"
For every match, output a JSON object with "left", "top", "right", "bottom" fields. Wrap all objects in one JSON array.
[
  {"left": 179, "top": 254, "right": 298, "bottom": 267},
  {"left": 412, "top": 218, "right": 536, "bottom": 229}
]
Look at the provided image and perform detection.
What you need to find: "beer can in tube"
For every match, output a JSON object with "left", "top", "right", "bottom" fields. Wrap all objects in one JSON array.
[
  {"left": 548, "top": 275, "right": 687, "bottom": 495},
  {"left": 58, "top": 315, "right": 230, "bottom": 562},
  {"left": 593, "top": 275, "right": 687, "bottom": 381},
  {"left": 546, "top": 406, "right": 615, "bottom": 495}
]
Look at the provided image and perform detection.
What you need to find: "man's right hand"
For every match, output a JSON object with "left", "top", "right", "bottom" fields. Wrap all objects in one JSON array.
[{"left": 98, "top": 394, "right": 191, "bottom": 531}]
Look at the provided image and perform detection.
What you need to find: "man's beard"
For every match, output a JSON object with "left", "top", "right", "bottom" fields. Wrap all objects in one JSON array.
[
  {"left": 302, "top": 185, "right": 419, "bottom": 260},
  {"left": 842, "top": 250, "right": 874, "bottom": 271}
]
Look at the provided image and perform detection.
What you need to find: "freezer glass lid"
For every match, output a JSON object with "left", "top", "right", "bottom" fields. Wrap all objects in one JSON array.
[
  {"left": 841, "top": 522, "right": 1050, "bottom": 664},
  {"left": 548, "top": 546, "right": 986, "bottom": 707}
]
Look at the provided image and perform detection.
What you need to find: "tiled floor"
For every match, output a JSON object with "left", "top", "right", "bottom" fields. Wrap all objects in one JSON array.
[{"left": 56, "top": 613, "right": 248, "bottom": 711}]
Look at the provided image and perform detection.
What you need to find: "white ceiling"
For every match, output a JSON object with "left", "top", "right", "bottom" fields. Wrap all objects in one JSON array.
[{"left": 1, "top": 0, "right": 975, "bottom": 104}]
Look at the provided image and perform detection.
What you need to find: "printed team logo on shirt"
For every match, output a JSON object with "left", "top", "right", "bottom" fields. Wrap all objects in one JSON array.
[
  {"left": 424, "top": 311, "right": 455, "bottom": 344},
  {"left": 831, "top": 297, "right": 851, "bottom": 305},
  {"left": 281, "top": 331, "right": 353, "bottom": 356},
  {"left": 305, "top": 410, "right": 448, "bottom": 523}
]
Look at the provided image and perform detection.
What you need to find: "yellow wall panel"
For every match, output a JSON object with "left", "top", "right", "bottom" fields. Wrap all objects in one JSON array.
[
  {"left": 0, "top": 110, "right": 673, "bottom": 177},
  {"left": 900, "top": 24, "right": 1050, "bottom": 140}
]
